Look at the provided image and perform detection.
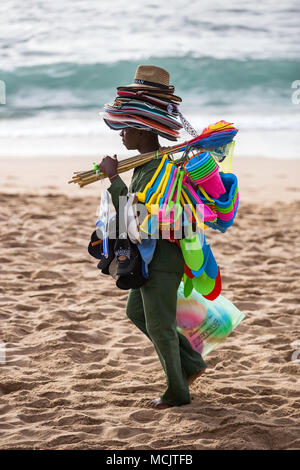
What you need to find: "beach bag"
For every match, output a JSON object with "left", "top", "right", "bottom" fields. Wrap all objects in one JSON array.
[{"left": 176, "top": 282, "right": 245, "bottom": 357}]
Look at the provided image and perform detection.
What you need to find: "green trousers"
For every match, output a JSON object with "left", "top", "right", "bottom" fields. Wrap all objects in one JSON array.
[{"left": 126, "top": 269, "right": 207, "bottom": 406}]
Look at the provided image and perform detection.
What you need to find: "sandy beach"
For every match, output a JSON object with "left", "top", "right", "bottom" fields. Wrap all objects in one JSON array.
[{"left": 0, "top": 155, "right": 299, "bottom": 450}]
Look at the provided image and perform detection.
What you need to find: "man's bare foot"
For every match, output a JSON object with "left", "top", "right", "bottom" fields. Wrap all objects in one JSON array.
[
  {"left": 147, "top": 398, "right": 172, "bottom": 409},
  {"left": 188, "top": 368, "right": 206, "bottom": 386}
]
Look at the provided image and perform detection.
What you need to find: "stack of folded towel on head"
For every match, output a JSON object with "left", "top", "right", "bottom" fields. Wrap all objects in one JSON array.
[{"left": 103, "top": 65, "right": 184, "bottom": 141}]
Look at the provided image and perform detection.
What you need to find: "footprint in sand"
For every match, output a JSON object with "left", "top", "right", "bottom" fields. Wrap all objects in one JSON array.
[
  {"left": 129, "top": 409, "right": 160, "bottom": 423},
  {"left": 65, "top": 331, "right": 106, "bottom": 344},
  {"left": 31, "top": 270, "right": 65, "bottom": 280},
  {"left": 70, "top": 349, "right": 107, "bottom": 363},
  {"left": 17, "top": 412, "right": 55, "bottom": 424},
  {"left": 0, "top": 380, "right": 35, "bottom": 396},
  {"left": 55, "top": 414, "right": 103, "bottom": 427},
  {"left": 97, "top": 369, "right": 125, "bottom": 379},
  {"left": 115, "top": 426, "right": 154, "bottom": 439},
  {"left": 45, "top": 434, "right": 83, "bottom": 446}
]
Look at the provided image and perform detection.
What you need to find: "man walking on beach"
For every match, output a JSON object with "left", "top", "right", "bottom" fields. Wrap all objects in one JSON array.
[{"left": 99, "top": 66, "right": 207, "bottom": 409}]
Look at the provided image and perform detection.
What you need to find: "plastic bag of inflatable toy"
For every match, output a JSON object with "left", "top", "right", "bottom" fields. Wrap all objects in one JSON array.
[{"left": 176, "top": 282, "right": 245, "bottom": 358}]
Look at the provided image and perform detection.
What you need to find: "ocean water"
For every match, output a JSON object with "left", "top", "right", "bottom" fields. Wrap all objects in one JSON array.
[{"left": 0, "top": 0, "right": 300, "bottom": 158}]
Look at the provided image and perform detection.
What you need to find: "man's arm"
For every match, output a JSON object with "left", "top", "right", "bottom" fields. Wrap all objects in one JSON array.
[
  {"left": 99, "top": 155, "right": 128, "bottom": 212},
  {"left": 107, "top": 175, "right": 128, "bottom": 212}
]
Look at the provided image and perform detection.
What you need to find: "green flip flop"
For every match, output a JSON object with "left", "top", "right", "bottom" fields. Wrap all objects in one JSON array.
[
  {"left": 183, "top": 273, "right": 193, "bottom": 298},
  {"left": 179, "top": 228, "right": 204, "bottom": 271},
  {"left": 192, "top": 271, "right": 215, "bottom": 296}
]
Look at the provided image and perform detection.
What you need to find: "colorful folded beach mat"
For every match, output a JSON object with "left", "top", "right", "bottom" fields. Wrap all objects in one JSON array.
[{"left": 176, "top": 282, "right": 245, "bottom": 357}]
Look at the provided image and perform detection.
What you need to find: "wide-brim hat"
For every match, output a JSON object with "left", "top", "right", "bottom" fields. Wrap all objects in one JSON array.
[
  {"left": 117, "top": 65, "right": 182, "bottom": 102},
  {"left": 117, "top": 86, "right": 182, "bottom": 103}
]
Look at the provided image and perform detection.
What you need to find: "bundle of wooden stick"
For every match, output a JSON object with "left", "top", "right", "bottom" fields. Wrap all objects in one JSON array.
[
  {"left": 68, "top": 121, "right": 237, "bottom": 188},
  {"left": 68, "top": 143, "right": 191, "bottom": 188}
]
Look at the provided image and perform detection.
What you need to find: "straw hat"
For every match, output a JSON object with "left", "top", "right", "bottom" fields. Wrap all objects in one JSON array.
[{"left": 117, "top": 65, "right": 182, "bottom": 102}]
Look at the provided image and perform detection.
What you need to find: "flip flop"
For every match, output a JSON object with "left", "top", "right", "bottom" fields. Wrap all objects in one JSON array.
[
  {"left": 157, "top": 164, "right": 176, "bottom": 208},
  {"left": 202, "top": 267, "right": 222, "bottom": 300},
  {"left": 151, "top": 162, "right": 173, "bottom": 209},
  {"left": 184, "top": 263, "right": 194, "bottom": 279},
  {"left": 190, "top": 242, "right": 210, "bottom": 277},
  {"left": 179, "top": 227, "right": 204, "bottom": 271},
  {"left": 203, "top": 247, "right": 219, "bottom": 279},
  {"left": 164, "top": 170, "right": 184, "bottom": 225},
  {"left": 137, "top": 239, "right": 157, "bottom": 278},
  {"left": 191, "top": 243, "right": 218, "bottom": 279},
  {"left": 183, "top": 273, "right": 193, "bottom": 298},
  {"left": 139, "top": 213, "right": 159, "bottom": 237},
  {"left": 137, "top": 154, "right": 168, "bottom": 203},
  {"left": 144, "top": 160, "right": 170, "bottom": 206},
  {"left": 161, "top": 167, "right": 182, "bottom": 222},
  {"left": 192, "top": 271, "right": 216, "bottom": 296},
  {"left": 158, "top": 167, "right": 178, "bottom": 222}
]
